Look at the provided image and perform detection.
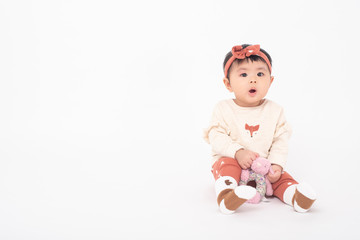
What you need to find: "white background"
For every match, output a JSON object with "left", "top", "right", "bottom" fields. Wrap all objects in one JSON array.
[{"left": 1, "top": 0, "right": 360, "bottom": 239}]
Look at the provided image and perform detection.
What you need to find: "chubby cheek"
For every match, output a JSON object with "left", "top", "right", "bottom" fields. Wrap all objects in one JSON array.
[
  {"left": 231, "top": 82, "right": 248, "bottom": 94},
  {"left": 263, "top": 81, "right": 272, "bottom": 91},
  {"left": 259, "top": 84, "right": 271, "bottom": 96},
  {"left": 233, "top": 88, "right": 248, "bottom": 98},
  {"left": 257, "top": 88, "right": 268, "bottom": 97}
]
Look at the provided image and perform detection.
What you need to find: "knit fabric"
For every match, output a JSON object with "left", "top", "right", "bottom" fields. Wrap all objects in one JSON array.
[{"left": 204, "top": 99, "right": 292, "bottom": 169}]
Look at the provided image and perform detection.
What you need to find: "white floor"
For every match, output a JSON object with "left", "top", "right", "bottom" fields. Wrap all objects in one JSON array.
[{"left": 1, "top": 138, "right": 359, "bottom": 239}]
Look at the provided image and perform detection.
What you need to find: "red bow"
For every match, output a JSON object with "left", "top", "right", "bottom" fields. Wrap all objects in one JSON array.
[
  {"left": 232, "top": 45, "right": 261, "bottom": 59},
  {"left": 224, "top": 44, "right": 272, "bottom": 77}
]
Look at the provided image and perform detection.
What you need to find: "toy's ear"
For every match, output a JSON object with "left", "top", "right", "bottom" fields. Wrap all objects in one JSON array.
[{"left": 269, "top": 167, "right": 274, "bottom": 175}]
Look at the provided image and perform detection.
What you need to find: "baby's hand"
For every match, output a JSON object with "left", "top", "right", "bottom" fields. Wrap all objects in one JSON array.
[
  {"left": 267, "top": 164, "right": 283, "bottom": 183},
  {"left": 235, "top": 149, "right": 259, "bottom": 169}
]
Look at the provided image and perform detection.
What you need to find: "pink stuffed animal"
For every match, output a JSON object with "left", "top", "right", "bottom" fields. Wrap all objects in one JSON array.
[{"left": 240, "top": 157, "right": 274, "bottom": 203}]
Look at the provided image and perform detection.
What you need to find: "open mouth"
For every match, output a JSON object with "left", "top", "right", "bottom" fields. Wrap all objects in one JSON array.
[{"left": 249, "top": 89, "right": 257, "bottom": 93}]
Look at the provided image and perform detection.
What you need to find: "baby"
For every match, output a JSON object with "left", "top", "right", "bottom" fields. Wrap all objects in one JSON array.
[{"left": 204, "top": 44, "right": 316, "bottom": 214}]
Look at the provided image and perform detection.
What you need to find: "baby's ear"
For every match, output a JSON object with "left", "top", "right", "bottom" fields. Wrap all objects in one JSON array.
[
  {"left": 223, "top": 77, "right": 233, "bottom": 92},
  {"left": 270, "top": 76, "right": 274, "bottom": 84}
]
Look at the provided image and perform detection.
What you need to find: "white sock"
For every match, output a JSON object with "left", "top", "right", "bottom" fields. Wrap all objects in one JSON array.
[
  {"left": 283, "top": 184, "right": 298, "bottom": 206},
  {"left": 283, "top": 183, "right": 316, "bottom": 213},
  {"left": 215, "top": 176, "right": 256, "bottom": 214},
  {"left": 218, "top": 185, "right": 256, "bottom": 214},
  {"left": 293, "top": 183, "right": 317, "bottom": 213},
  {"left": 214, "top": 176, "right": 237, "bottom": 196}
]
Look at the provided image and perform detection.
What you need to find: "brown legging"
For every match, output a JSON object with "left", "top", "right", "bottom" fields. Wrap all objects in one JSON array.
[{"left": 212, "top": 157, "right": 298, "bottom": 202}]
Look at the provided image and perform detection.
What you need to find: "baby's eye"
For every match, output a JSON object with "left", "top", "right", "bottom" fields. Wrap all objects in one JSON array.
[
  {"left": 240, "top": 73, "right": 247, "bottom": 77},
  {"left": 257, "top": 72, "right": 264, "bottom": 77}
]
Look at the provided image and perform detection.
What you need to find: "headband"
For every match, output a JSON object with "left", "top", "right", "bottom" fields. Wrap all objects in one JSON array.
[{"left": 224, "top": 45, "right": 272, "bottom": 78}]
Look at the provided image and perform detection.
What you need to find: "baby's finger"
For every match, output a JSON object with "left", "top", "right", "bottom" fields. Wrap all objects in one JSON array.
[
  {"left": 240, "top": 163, "right": 247, "bottom": 169},
  {"left": 268, "top": 175, "right": 276, "bottom": 183},
  {"left": 273, "top": 171, "right": 280, "bottom": 178}
]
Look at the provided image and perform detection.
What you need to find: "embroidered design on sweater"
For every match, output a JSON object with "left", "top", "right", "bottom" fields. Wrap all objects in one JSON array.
[{"left": 245, "top": 124, "right": 260, "bottom": 138}]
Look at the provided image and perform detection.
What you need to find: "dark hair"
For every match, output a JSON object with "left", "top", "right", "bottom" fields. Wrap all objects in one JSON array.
[{"left": 223, "top": 44, "right": 272, "bottom": 79}]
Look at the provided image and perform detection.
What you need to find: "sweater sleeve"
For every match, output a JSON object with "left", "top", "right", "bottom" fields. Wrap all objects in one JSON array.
[
  {"left": 267, "top": 108, "right": 292, "bottom": 169},
  {"left": 203, "top": 103, "right": 244, "bottom": 158}
]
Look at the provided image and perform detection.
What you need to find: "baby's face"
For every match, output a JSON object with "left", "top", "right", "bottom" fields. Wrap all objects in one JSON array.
[{"left": 224, "top": 60, "right": 274, "bottom": 107}]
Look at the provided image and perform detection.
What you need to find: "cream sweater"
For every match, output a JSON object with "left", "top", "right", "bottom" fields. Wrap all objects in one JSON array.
[{"left": 203, "top": 99, "right": 292, "bottom": 169}]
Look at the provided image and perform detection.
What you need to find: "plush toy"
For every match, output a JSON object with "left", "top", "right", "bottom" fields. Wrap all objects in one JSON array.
[{"left": 239, "top": 157, "right": 274, "bottom": 204}]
